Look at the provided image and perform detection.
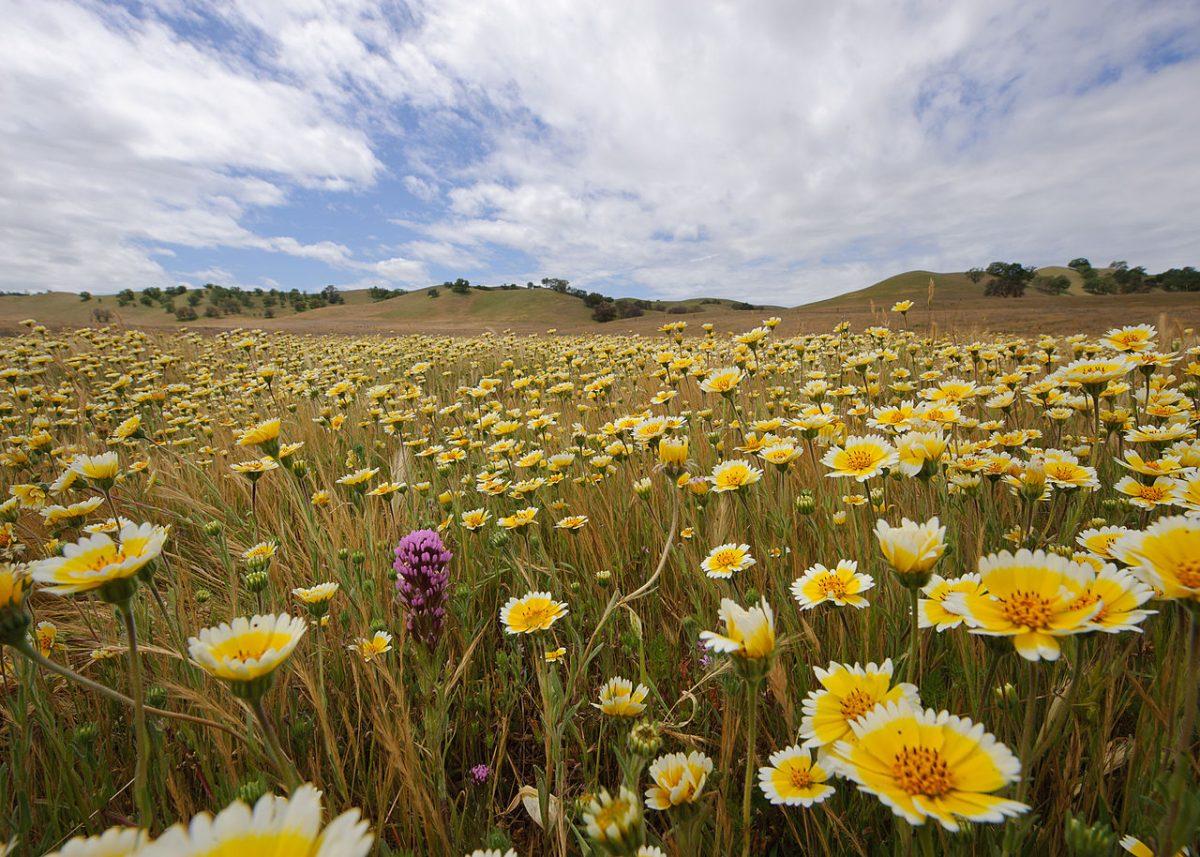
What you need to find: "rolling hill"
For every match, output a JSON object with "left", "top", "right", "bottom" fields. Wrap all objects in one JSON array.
[{"left": 0, "top": 273, "right": 1196, "bottom": 337}]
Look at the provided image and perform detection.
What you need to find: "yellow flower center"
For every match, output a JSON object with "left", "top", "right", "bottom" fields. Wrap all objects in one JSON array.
[
  {"left": 1138, "top": 485, "right": 1168, "bottom": 502},
  {"left": 818, "top": 575, "right": 848, "bottom": 599},
  {"left": 844, "top": 449, "right": 877, "bottom": 471},
  {"left": 1000, "top": 590, "right": 1054, "bottom": 629},
  {"left": 1177, "top": 559, "right": 1200, "bottom": 590},
  {"left": 839, "top": 688, "right": 879, "bottom": 721},
  {"left": 788, "top": 766, "right": 814, "bottom": 790},
  {"left": 593, "top": 796, "right": 632, "bottom": 829},
  {"left": 892, "top": 746, "right": 954, "bottom": 797}
]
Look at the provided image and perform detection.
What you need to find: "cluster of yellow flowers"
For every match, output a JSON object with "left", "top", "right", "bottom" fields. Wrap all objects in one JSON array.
[{"left": 0, "top": 316, "right": 1197, "bottom": 854}]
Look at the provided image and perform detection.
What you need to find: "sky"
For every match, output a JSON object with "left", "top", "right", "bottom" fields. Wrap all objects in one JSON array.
[{"left": 2, "top": 0, "right": 1199, "bottom": 303}]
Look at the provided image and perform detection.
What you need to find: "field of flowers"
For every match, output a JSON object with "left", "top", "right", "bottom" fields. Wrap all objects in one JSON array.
[{"left": 1, "top": 315, "right": 1198, "bottom": 856}]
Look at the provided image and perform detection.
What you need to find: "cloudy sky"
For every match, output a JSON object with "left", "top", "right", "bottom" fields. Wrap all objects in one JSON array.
[{"left": 2, "top": 0, "right": 1199, "bottom": 302}]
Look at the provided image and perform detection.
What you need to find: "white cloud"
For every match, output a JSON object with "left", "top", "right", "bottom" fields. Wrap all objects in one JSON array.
[{"left": 2, "top": 0, "right": 1199, "bottom": 299}]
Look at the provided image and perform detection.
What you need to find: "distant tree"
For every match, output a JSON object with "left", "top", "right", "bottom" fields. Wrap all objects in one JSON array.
[
  {"left": 966, "top": 267, "right": 985, "bottom": 284},
  {"left": 1068, "top": 258, "right": 1108, "bottom": 294},
  {"left": 982, "top": 261, "right": 1036, "bottom": 297},
  {"left": 116, "top": 289, "right": 135, "bottom": 307},
  {"left": 1153, "top": 266, "right": 1200, "bottom": 292},
  {"left": 541, "top": 277, "right": 570, "bottom": 293},
  {"left": 187, "top": 291, "right": 203, "bottom": 306},
  {"left": 92, "top": 308, "right": 112, "bottom": 324},
  {"left": 79, "top": 291, "right": 92, "bottom": 301},
  {"left": 428, "top": 288, "right": 440, "bottom": 299},
  {"left": 583, "top": 292, "right": 606, "bottom": 308},
  {"left": 174, "top": 305, "right": 197, "bottom": 321},
  {"left": 591, "top": 301, "right": 618, "bottom": 322},
  {"left": 449, "top": 278, "right": 471, "bottom": 295},
  {"left": 322, "top": 285, "right": 344, "bottom": 304},
  {"left": 1032, "top": 274, "right": 1071, "bottom": 295},
  {"left": 1104, "top": 261, "right": 1149, "bottom": 294}
]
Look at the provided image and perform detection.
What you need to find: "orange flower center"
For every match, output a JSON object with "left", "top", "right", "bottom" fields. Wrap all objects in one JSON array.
[
  {"left": 844, "top": 449, "right": 877, "bottom": 471},
  {"left": 839, "top": 688, "right": 878, "bottom": 722},
  {"left": 1177, "top": 559, "right": 1200, "bottom": 590},
  {"left": 788, "top": 766, "right": 814, "bottom": 790},
  {"left": 892, "top": 746, "right": 954, "bottom": 797},
  {"left": 1001, "top": 590, "right": 1054, "bottom": 629},
  {"left": 818, "top": 575, "right": 848, "bottom": 599}
]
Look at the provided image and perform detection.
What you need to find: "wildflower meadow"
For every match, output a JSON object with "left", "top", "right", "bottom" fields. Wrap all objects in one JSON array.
[{"left": 1, "top": 316, "right": 1198, "bottom": 856}]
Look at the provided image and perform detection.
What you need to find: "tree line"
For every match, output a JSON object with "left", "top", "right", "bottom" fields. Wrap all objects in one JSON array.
[{"left": 970, "top": 259, "right": 1200, "bottom": 298}]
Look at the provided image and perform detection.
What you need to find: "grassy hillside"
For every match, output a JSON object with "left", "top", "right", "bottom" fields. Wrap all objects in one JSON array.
[{"left": 1, "top": 271, "right": 1195, "bottom": 337}]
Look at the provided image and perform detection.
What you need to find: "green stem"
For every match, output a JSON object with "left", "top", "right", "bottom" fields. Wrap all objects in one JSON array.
[
  {"left": 8, "top": 640, "right": 239, "bottom": 737},
  {"left": 249, "top": 697, "right": 302, "bottom": 792},
  {"left": 120, "top": 602, "right": 154, "bottom": 829},
  {"left": 741, "top": 677, "right": 760, "bottom": 857},
  {"left": 909, "top": 588, "right": 921, "bottom": 685}
]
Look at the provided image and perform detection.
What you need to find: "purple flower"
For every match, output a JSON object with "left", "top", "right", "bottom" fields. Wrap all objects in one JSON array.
[
  {"left": 393, "top": 529, "right": 452, "bottom": 648},
  {"left": 470, "top": 763, "right": 491, "bottom": 784}
]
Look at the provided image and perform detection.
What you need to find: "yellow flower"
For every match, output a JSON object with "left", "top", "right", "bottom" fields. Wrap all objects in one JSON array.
[
  {"left": 140, "top": 783, "right": 371, "bottom": 856},
  {"left": 582, "top": 787, "right": 642, "bottom": 850},
  {"left": 42, "top": 826, "right": 147, "bottom": 857},
  {"left": 894, "top": 431, "right": 946, "bottom": 477},
  {"left": 918, "top": 574, "right": 986, "bottom": 630},
  {"left": 791, "top": 560, "right": 874, "bottom": 610},
  {"left": 41, "top": 497, "right": 105, "bottom": 528},
  {"left": 498, "top": 506, "right": 539, "bottom": 530},
  {"left": 949, "top": 549, "right": 1100, "bottom": 661},
  {"left": 821, "top": 435, "right": 898, "bottom": 481},
  {"left": 891, "top": 300, "right": 914, "bottom": 314},
  {"left": 657, "top": 436, "right": 689, "bottom": 469},
  {"left": 554, "top": 514, "right": 589, "bottom": 531},
  {"left": 699, "top": 366, "right": 743, "bottom": 395},
  {"left": 30, "top": 521, "right": 167, "bottom": 599},
  {"left": 709, "top": 459, "right": 763, "bottom": 493},
  {"left": 1102, "top": 324, "right": 1157, "bottom": 353},
  {"left": 35, "top": 620, "right": 58, "bottom": 657},
  {"left": 292, "top": 582, "right": 339, "bottom": 617},
  {"left": 461, "top": 508, "right": 492, "bottom": 530},
  {"left": 187, "top": 613, "right": 307, "bottom": 690},
  {"left": 1112, "top": 516, "right": 1200, "bottom": 602},
  {"left": 699, "top": 597, "right": 775, "bottom": 659},
  {"left": 1054, "top": 355, "right": 1137, "bottom": 390},
  {"left": 874, "top": 517, "right": 946, "bottom": 586},
  {"left": 348, "top": 630, "right": 393, "bottom": 663},
  {"left": 544, "top": 646, "right": 566, "bottom": 663},
  {"left": 757, "top": 746, "right": 835, "bottom": 807},
  {"left": 336, "top": 467, "right": 379, "bottom": 489},
  {"left": 593, "top": 676, "right": 649, "bottom": 717},
  {"left": 1069, "top": 566, "right": 1156, "bottom": 632},
  {"left": 231, "top": 457, "right": 280, "bottom": 479},
  {"left": 1075, "top": 526, "right": 1131, "bottom": 560},
  {"left": 1114, "top": 476, "right": 1178, "bottom": 510},
  {"left": 801, "top": 659, "right": 919, "bottom": 750},
  {"left": 111, "top": 415, "right": 143, "bottom": 441},
  {"left": 1118, "top": 834, "right": 1189, "bottom": 856},
  {"left": 70, "top": 451, "right": 120, "bottom": 486},
  {"left": 500, "top": 591, "right": 568, "bottom": 634},
  {"left": 700, "top": 543, "right": 755, "bottom": 579},
  {"left": 833, "top": 701, "right": 1028, "bottom": 831},
  {"left": 236, "top": 418, "right": 281, "bottom": 450},
  {"left": 310, "top": 490, "right": 331, "bottom": 507},
  {"left": 645, "top": 751, "right": 714, "bottom": 809},
  {"left": 0, "top": 563, "right": 29, "bottom": 611}
]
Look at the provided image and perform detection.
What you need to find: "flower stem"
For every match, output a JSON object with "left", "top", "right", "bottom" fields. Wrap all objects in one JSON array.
[
  {"left": 741, "top": 677, "right": 759, "bottom": 857},
  {"left": 909, "top": 587, "right": 921, "bottom": 685},
  {"left": 8, "top": 639, "right": 239, "bottom": 736},
  {"left": 120, "top": 601, "right": 154, "bottom": 829},
  {"left": 249, "top": 696, "right": 301, "bottom": 792}
]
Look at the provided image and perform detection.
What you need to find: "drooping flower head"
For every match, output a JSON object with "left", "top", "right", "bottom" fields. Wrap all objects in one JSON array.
[
  {"left": 645, "top": 751, "right": 714, "bottom": 810},
  {"left": 0, "top": 562, "right": 30, "bottom": 644},
  {"left": 393, "top": 529, "right": 452, "bottom": 647},
  {"left": 874, "top": 517, "right": 947, "bottom": 588},
  {"left": 593, "top": 676, "right": 649, "bottom": 717}
]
